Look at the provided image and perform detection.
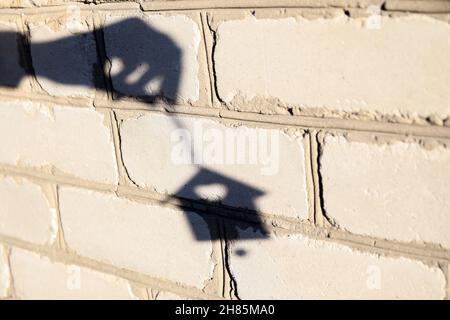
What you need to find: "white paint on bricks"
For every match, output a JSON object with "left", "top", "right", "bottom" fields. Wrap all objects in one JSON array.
[
  {"left": 9, "top": 248, "right": 137, "bottom": 300},
  {"left": 0, "top": 176, "right": 57, "bottom": 245},
  {"left": 120, "top": 113, "right": 309, "bottom": 219},
  {"left": 229, "top": 228, "right": 446, "bottom": 299},
  {"left": 58, "top": 186, "right": 214, "bottom": 289},
  {"left": 321, "top": 136, "right": 450, "bottom": 248},
  {"left": 0, "top": 101, "right": 118, "bottom": 184},
  {"left": 215, "top": 15, "right": 450, "bottom": 118}
]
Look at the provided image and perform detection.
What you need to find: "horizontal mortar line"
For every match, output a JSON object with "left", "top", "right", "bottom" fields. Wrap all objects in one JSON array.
[
  {"left": 0, "top": 163, "right": 317, "bottom": 230},
  {"left": 0, "top": 234, "right": 220, "bottom": 300},
  {"left": 1, "top": 165, "right": 449, "bottom": 263},
  {"left": 141, "top": 0, "right": 450, "bottom": 13},
  {"left": 0, "top": 91, "right": 95, "bottom": 108},
  {"left": 1, "top": 90, "right": 448, "bottom": 139},
  {"left": 0, "top": 2, "right": 326, "bottom": 15},
  {"left": 0, "top": 165, "right": 117, "bottom": 193},
  {"left": 327, "top": 229, "right": 450, "bottom": 263},
  {"left": 217, "top": 109, "right": 450, "bottom": 139},
  {"left": 7, "top": 90, "right": 450, "bottom": 139},
  {"left": 109, "top": 101, "right": 450, "bottom": 140},
  {"left": 0, "top": 3, "right": 141, "bottom": 15}
]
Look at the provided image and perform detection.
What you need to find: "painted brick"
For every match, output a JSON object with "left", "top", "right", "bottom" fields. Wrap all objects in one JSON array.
[
  {"left": 28, "top": 20, "right": 98, "bottom": 97},
  {"left": 0, "top": 176, "right": 57, "bottom": 245},
  {"left": 0, "top": 101, "right": 117, "bottom": 184},
  {"left": 0, "top": 245, "right": 10, "bottom": 298},
  {"left": 229, "top": 228, "right": 446, "bottom": 299},
  {"left": 104, "top": 13, "right": 200, "bottom": 102},
  {"left": 215, "top": 15, "right": 450, "bottom": 119},
  {"left": 321, "top": 136, "right": 450, "bottom": 248},
  {"left": 119, "top": 113, "right": 309, "bottom": 219},
  {"left": 9, "top": 248, "right": 137, "bottom": 300},
  {"left": 58, "top": 186, "right": 214, "bottom": 289}
]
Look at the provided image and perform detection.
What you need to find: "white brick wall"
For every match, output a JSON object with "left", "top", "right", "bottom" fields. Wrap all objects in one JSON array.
[
  {"left": 58, "top": 186, "right": 214, "bottom": 289},
  {"left": 228, "top": 228, "right": 446, "bottom": 299},
  {"left": 0, "top": 101, "right": 118, "bottom": 184},
  {"left": 9, "top": 248, "right": 137, "bottom": 300},
  {"left": 0, "top": 176, "right": 57, "bottom": 244},
  {"left": 321, "top": 136, "right": 450, "bottom": 248}
]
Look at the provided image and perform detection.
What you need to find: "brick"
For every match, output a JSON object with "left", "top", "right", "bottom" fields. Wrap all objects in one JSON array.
[
  {"left": 9, "top": 248, "right": 137, "bottom": 300},
  {"left": 321, "top": 136, "right": 450, "bottom": 248},
  {"left": 0, "top": 245, "right": 10, "bottom": 298},
  {"left": 0, "top": 176, "right": 57, "bottom": 244},
  {"left": 104, "top": 14, "right": 200, "bottom": 102},
  {"left": 58, "top": 186, "right": 214, "bottom": 288},
  {"left": 0, "top": 21, "right": 29, "bottom": 89},
  {"left": 0, "top": 101, "right": 117, "bottom": 184},
  {"left": 229, "top": 228, "right": 446, "bottom": 299},
  {"left": 29, "top": 20, "right": 98, "bottom": 97},
  {"left": 119, "top": 113, "right": 309, "bottom": 219},
  {"left": 215, "top": 15, "right": 450, "bottom": 119}
]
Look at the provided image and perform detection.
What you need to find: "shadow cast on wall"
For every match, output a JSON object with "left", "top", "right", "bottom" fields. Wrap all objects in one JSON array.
[{"left": 0, "top": 17, "right": 268, "bottom": 247}]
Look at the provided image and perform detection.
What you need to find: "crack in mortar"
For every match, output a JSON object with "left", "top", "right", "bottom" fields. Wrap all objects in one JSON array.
[
  {"left": 110, "top": 111, "right": 140, "bottom": 188},
  {"left": 199, "top": 12, "right": 215, "bottom": 107},
  {"left": 221, "top": 225, "right": 240, "bottom": 300},
  {"left": 205, "top": 13, "right": 224, "bottom": 105}
]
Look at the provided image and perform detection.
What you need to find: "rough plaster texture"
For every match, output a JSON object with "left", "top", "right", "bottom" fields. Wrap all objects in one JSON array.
[
  {"left": 29, "top": 22, "right": 98, "bottom": 97},
  {"left": 104, "top": 14, "right": 201, "bottom": 102},
  {"left": 229, "top": 228, "right": 447, "bottom": 299},
  {"left": 120, "top": 113, "right": 309, "bottom": 219},
  {"left": 59, "top": 186, "right": 214, "bottom": 289},
  {"left": 215, "top": 15, "right": 450, "bottom": 118},
  {"left": 10, "top": 248, "right": 137, "bottom": 300},
  {"left": 0, "top": 245, "right": 10, "bottom": 298},
  {"left": 321, "top": 136, "right": 450, "bottom": 248},
  {"left": 0, "top": 176, "right": 57, "bottom": 245},
  {"left": 0, "top": 101, "right": 117, "bottom": 184}
]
